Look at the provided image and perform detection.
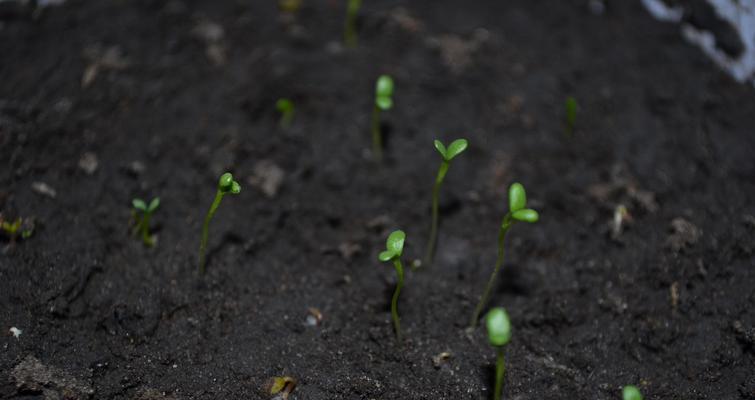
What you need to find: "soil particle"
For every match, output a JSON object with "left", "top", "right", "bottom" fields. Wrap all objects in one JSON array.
[
  {"left": 666, "top": 217, "right": 703, "bottom": 252},
  {"left": 11, "top": 355, "right": 94, "bottom": 399}
]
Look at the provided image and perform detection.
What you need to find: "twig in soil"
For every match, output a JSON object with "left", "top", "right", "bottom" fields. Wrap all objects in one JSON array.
[
  {"left": 422, "top": 138, "right": 468, "bottom": 268},
  {"left": 276, "top": 98, "right": 295, "bottom": 129},
  {"left": 469, "top": 182, "right": 539, "bottom": 328},
  {"left": 485, "top": 307, "right": 511, "bottom": 400},
  {"left": 198, "top": 172, "right": 241, "bottom": 274},
  {"left": 344, "top": 0, "right": 362, "bottom": 47},
  {"left": 371, "top": 75, "right": 394, "bottom": 162},
  {"left": 378, "top": 229, "right": 406, "bottom": 342},
  {"left": 565, "top": 96, "right": 578, "bottom": 137},
  {"left": 622, "top": 385, "right": 643, "bottom": 400},
  {"left": 131, "top": 197, "right": 160, "bottom": 247}
]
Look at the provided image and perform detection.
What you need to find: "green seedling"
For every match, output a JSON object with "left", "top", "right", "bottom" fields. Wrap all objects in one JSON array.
[
  {"left": 622, "top": 385, "right": 643, "bottom": 400},
  {"left": 486, "top": 308, "right": 512, "bottom": 400},
  {"left": 278, "top": 0, "right": 301, "bottom": 13},
  {"left": 371, "top": 75, "right": 394, "bottom": 162},
  {"left": 198, "top": 172, "right": 241, "bottom": 273},
  {"left": 132, "top": 197, "right": 160, "bottom": 247},
  {"left": 422, "top": 138, "right": 468, "bottom": 267},
  {"left": 378, "top": 230, "right": 406, "bottom": 341},
  {"left": 470, "top": 182, "right": 539, "bottom": 328},
  {"left": 344, "top": 0, "right": 362, "bottom": 47},
  {"left": 0, "top": 214, "right": 34, "bottom": 242},
  {"left": 276, "top": 98, "right": 295, "bottom": 129},
  {"left": 565, "top": 96, "right": 577, "bottom": 136}
]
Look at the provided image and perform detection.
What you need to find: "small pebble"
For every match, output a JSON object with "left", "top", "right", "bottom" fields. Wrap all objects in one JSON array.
[
  {"left": 31, "top": 182, "right": 56, "bottom": 198},
  {"left": 78, "top": 152, "right": 99, "bottom": 175},
  {"left": 9, "top": 327, "right": 22, "bottom": 338}
]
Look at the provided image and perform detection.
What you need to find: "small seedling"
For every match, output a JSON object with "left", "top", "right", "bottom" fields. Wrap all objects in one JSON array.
[
  {"left": 198, "top": 172, "right": 241, "bottom": 273},
  {"left": 422, "top": 138, "right": 468, "bottom": 267},
  {"left": 278, "top": 0, "right": 301, "bottom": 14},
  {"left": 0, "top": 214, "right": 34, "bottom": 243},
  {"left": 470, "top": 182, "right": 539, "bottom": 327},
  {"left": 132, "top": 197, "right": 160, "bottom": 247},
  {"left": 371, "top": 75, "right": 394, "bottom": 162},
  {"left": 565, "top": 96, "right": 578, "bottom": 136},
  {"left": 378, "top": 230, "right": 406, "bottom": 341},
  {"left": 276, "top": 98, "right": 295, "bottom": 129},
  {"left": 486, "top": 308, "right": 512, "bottom": 400},
  {"left": 344, "top": 0, "right": 362, "bottom": 47},
  {"left": 622, "top": 385, "right": 643, "bottom": 400}
]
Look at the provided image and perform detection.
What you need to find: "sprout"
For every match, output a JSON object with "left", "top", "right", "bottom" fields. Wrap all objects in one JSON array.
[
  {"left": 278, "top": 0, "right": 301, "bottom": 13},
  {"left": 378, "top": 229, "right": 406, "bottom": 341},
  {"left": 622, "top": 385, "right": 643, "bottom": 400},
  {"left": 470, "top": 182, "right": 539, "bottom": 327},
  {"left": 565, "top": 96, "right": 577, "bottom": 136},
  {"left": 131, "top": 197, "right": 160, "bottom": 247},
  {"left": 371, "top": 75, "right": 394, "bottom": 162},
  {"left": 422, "top": 138, "right": 468, "bottom": 267},
  {"left": 0, "top": 214, "right": 34, "bottom": 243},
  {"left": 344, "top": 0, "right": 362, "bottom": 47},
  {"left": 198, "top": 172, "right": 241, "bottom": 274},
  {"left": 486, "top": 307, "right": 511, "bottom": 400},
  {"left": 276, "top": 98, "right": 295, "bottom": 129}
]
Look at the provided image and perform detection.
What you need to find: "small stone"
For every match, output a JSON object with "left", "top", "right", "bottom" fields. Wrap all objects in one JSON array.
[
  {"left": 666, "top": 218, "right": 702, "bottom": 252},
  {"left": 78, "top": 152, "right": 99, "bottom": 175},
  {"left": 247, "top": 160, "right": 285, "bottom": 198},
  {"left": 31, "top": 182, "right": 56, "bottom": 199},
  {"left": 305, "top": 307, "right": 323, "bottom": 326},
  {"left": 193, "top": 21, "right": 224, "bottom": 43},
  {"left": 338, "top": 241, "right": 362, "bottom": 261},
  {"left": 9, "top": 327, "right": 22, "bottom": 338},
  {"left": 432, "top": 351, "right": 452, "bottom": 368}
]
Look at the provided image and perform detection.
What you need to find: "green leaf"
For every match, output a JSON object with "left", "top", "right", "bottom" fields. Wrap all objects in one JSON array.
[
  {"left": 512, "top": 208, "right": 539, "bottom": 223},
  {"left": 378, "top": 250, "right": 395, "bottom": 262},
  {"left": 375, "top": 96, "right": 393, "bottom": 111},
  {"left": 508, "top": 182, "right": 526, "bottom": 212},
  {"left": 132, "top": 198, "right": 147, "bottom": 211},
  {"left": 218, "top": 172, "right": 234, "bottom": 191},
  {"left": 565, "top": 96, "right": 577, "bottom": 125},
  {"left": 276, "top": 98, "right": 293, "bottom": 112},
  {"left": 230, "top": 181, "right": 241, "bottom": 194},
  {"left": 375, "top": 75, "right": 394, "bottom": 98},
  {"left": 147, "top": 197, "right": 160, "bottom": 212},
  {"left": 485, "top": 307, "right": 512, "bottom": 346},
  {"left": 433, "top": 140, "right": 447, "bottom": 158},
  {"left": 622, "top": 386, "right": 643, "bottom": 400},
  {"left": 445, "top": 138, "right": 468, "bottom": 160},
  {"left": 385, "top": 230, "right": 405, "bottom": 257}
]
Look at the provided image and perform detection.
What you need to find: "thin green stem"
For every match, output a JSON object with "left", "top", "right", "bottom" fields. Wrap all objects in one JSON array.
[
  {"left": 198, "top": 190, "right": 225, "bottom": 274},
  {"left": 344, "top": 0, "right": 360, "bottom": 47},
  {"left": 141, "top": 213, "right": 153, "bottom": 247},
  {"left": 470, "top": 215, "right": 511, "bottom": 328},
  {"left": 391, "top": 258, "right": 404, "bottom": 342},
  {"left": 280, "top": 110, "right": 293, "bottom": 129},
  {"left": 494, "top": 348, "right": 505, "bottom": 400},
  {"left": 371, "top": 105, "right": 382, "bottom": 162},
  {"left": 423, "top": 160, "right": 449, "bottom": 267}
]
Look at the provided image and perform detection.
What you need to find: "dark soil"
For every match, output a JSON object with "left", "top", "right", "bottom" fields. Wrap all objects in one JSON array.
[{"left": 1, "top": 0, "right": 754, "bottom": 399}]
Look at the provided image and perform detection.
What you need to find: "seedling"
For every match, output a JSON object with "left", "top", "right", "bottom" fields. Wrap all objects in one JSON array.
[
  {"left": 622, "top": 385, "right": 643, "bottom": 400},
  {"left": 198, "top": 172, "right": 241, "bottom": 273},
  {"left": 486, "top": 308, "right": 512, "bottom": 400},
  {"left": 344, "top": 0, "right": 361, "bottom": 47},
  {"left": 371, "top": 75, "right": 394, "bottom": 162},
  {"left": 378, "top": 230, "right": 406, "bottom": 341},
  {"left": 0, "top": 214, "right": 34, "bottom": 243},
  {"left": 131, "top": 197, "right": 160, "bottom": 247},
  {"left": 276, "top": 98, "right": 295, "bottom": 129},
  {"left": 565, "top": 96, "right": 577, "bottom": 136},
  {"left": 422, "top": 138, "right": 468, "bottom": 267},
  {"left": 470, "top": 182, "right": 539, "bottom": 327},
  {"left": 278, "top": 0, "right": 301, "bottom": 14}
]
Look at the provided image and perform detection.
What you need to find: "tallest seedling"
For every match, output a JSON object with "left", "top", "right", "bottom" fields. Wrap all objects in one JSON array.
[
  {"left": 371, "top": 75, "right": 394, "bottom": 162},
  {"left": 469, "top": 182, "right": 539, "bottom": 327},
  {"left": 423, "top": 138, "right": 468, "bottom": 267},
  {"left": 198, "top": 172, "right": 241, "bottom": 274}
]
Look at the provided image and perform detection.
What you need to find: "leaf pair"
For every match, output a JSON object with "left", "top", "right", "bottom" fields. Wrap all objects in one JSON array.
[
  {"left": 276, "top": 98, "right": 294, "bottom": 113},
  {"left": 132, "top": 197, "right": 160, "bottom": 213},
  {"left": 434, "top": 139, "right": 468, "bottom": 162},
  {"left": 218, "top": 172, "right": 241, "bottom": 194},
  {"left": 508, "top": 183, "right": 538, "bottom": 223},
  {"left": 375, "top": 75, "right": 394, "bottom": 111},
  {"left": 378, "top": 230, "right": 405, "bottom": 262},
  {"left": 486, "top": 307, "right": 512, "bottom": 347}
]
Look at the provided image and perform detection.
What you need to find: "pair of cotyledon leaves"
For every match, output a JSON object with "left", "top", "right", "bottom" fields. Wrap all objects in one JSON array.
[
  {"left": 218, "top": 172, "right": 242, "bottom": 194},
  {"left": 622, "top": 386, "right": 643, "bottom": 400},
  {"left": 434, "top": 138, "right": 468, "bottom": 162},
  {"left": 375, "top": 75, "right": 394, "bottom": 111},
  {"left": 508, "top": 183, "right": 539, "bottom": 223},
  {"left": 378, "top": 230, "right": 405, "bottom": 262},
  {"left": 132, "top": 198, "right": 160, "bottom": 213},
  {"left": 486, "top": 307, "right": 512, "bottom": 347}
]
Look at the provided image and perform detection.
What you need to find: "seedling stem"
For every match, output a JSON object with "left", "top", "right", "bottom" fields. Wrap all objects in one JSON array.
[
  {"left": 495, "top": 348, "right": 506, "bottom": 400},
  {"left": 486, "top": 308, "right": 512, "bottom": 400},
  {"left": 344, "top": 0, "right": 361, "bottom": 47},
  {"left": 378, "top": 230, "right": 406, "bottom": 342},
  {"left": 132, "top": 197, "right": 160, "bottom": 247},
  {"left": 198, "top": 172, "right": 241, "bottom": 274},
  {"left": 371, "top": 75, "right": 394, "bottom": 162}
]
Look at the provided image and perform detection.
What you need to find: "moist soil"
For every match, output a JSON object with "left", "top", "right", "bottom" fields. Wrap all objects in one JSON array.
[{"left": 1, "top": 1, "right": 754, "bottom": 399}]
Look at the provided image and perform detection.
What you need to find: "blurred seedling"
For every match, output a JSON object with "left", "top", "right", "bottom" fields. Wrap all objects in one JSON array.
[
  {"left": 267, "top": 376, "right": 296, "bottom": 400},
  {"left": 276, "top": 98, "right": 295, "bottom": 129},
  {"left": 371, "top": 75, "right": 394, "bottom": 162},
  {"left": 378, "top": 230, "right": 406, "bottom": 341},
  {"left": 622, "top": 385, "right": 643, "bottom": 400},
  {"left": 278, "top": 0, "right": 301, "bottom": 14},
  {"left": 422, "top": 138, "right": 468, "bottom": 268},
  {"left": 470, "top": 182, "right": 539, "bottom": 327},
  {"left": 131, "top": 197, "right": 160, "bottom": 247},
  {"left": 344, "top": 0, "right": 362, "bottom": 47},
  {"left": 486, "top": 307, "right": 512, "bottom": 400},
  {"left": 0, "top": 214, "right": 34, "bottom": 243},
  {"left": 565, "top": 96, "right": 578, "bottom": 136},
  {"left": 198, "top": 172, "right": 241, "bottom": 273}
]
